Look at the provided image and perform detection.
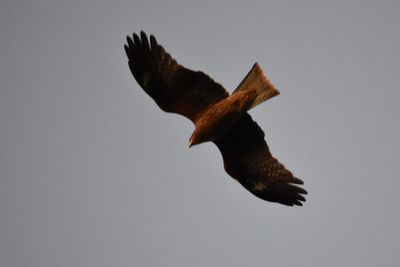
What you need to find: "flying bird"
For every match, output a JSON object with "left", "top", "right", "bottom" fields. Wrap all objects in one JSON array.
[{"left": 124, "top": 31, "right": 307, "bottom": 206}]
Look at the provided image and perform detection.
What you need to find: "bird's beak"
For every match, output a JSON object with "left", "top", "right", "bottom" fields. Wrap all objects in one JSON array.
[{"left": 189, "top": 137, "right": 194, "bottom": 148}]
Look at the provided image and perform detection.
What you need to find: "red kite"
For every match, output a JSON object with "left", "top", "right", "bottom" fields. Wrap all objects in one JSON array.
[{"left": 125, "top": 31, "right": 307, "bottom": 206}]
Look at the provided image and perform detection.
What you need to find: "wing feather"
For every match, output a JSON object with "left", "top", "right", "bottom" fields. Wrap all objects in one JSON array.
[
  {"left": 125, "top": 31, "right": 229, "bottom": 122},
  {"left": 214, "top": 114, "right": 307, "bottom": 206}
]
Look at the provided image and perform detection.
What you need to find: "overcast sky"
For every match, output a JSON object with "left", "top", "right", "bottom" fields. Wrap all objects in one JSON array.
[{"left": 1, "top": 0, "right": 400, "bottom": 266}]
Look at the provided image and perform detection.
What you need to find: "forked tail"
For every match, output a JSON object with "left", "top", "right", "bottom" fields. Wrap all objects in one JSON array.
[{"left": 233, "top": 63, "right": 280, "bottom": 110}]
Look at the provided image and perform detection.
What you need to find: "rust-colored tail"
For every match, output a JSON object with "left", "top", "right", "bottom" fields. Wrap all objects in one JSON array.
[{"left": 233, "top": 63, "right": 280, "bottom": 110}]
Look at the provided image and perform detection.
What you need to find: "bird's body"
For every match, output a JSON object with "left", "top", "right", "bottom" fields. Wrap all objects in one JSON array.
[
  {"left": 125, "top": 31, "right": 307, "bottom": 206},
  {"left": 191, "top": 86, "right": 255, "bottom": 145}
]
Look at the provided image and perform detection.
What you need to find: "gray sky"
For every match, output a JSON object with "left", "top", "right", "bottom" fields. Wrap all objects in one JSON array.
[{"left": 1, "top": 0, "right": 400, "bottom": 266}]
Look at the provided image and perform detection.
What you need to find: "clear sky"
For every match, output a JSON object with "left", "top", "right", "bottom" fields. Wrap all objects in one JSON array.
[{"left": 1, "top": 0, "right": 399, "bottom": 266}]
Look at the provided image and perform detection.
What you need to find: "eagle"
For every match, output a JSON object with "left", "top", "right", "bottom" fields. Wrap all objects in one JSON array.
[{"left": 124, "top": 31, "right": 307, "bottom": 206}]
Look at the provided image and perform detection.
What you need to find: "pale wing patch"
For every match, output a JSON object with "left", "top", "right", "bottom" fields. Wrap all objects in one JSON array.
[
  {"left": 143, "top": 72, "right": 152, "bottom": 88},
  {"left": 253, "top": 182, "right": 267, "bottom": 191}
]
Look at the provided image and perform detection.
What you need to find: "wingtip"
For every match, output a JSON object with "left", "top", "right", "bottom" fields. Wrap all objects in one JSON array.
[
  {"left": 133, "top": 32, "right": 141, "bottom": 46},
  {"left": 292, "top": 177, "right": 304, "bottom": 185},
  {"left": 126, "top": 36, "right": 134, "bottom": 48},
  {"left": 126, "top": 31, "right": 159, "bottom": 51},
  {"left": 150, "top": 34, "right": 158, "bottom": 49},
  {"left": 293, "top": 200, "right": 303, "bottom": 206},
  {"left": 124, "top": 44, "right": 129, "bottom": 56}
]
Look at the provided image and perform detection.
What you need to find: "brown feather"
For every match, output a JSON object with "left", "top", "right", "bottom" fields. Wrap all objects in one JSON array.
[
  {"left": 125, "top": 31, "right": 228, "bottom": 122},
  {"left": 214, "top": 114, "right": 307, "bottom": 206}
]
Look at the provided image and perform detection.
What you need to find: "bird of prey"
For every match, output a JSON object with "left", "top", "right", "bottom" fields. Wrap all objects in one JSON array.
[{"left": 124, "top": 31, "right": 307, "bottom": 206}]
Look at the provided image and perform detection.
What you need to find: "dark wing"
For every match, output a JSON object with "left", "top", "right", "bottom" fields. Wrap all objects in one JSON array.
[
  {"left": 124, "top": 31, "right": 229, "bottom": 122},
  {"left": 214, "top": 114, "right": 307, "bottom": 206}
]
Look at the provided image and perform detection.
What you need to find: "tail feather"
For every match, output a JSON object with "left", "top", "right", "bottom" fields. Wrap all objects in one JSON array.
[{"left": 233, "top": 63, "right": 280, "bottom": 110}]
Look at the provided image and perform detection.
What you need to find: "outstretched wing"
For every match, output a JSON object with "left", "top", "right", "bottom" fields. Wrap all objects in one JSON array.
[
  {"left": 214, "top": 114, "right": 307, "bottom": 206},
  {"left": 124, "top": 31, "right": 229, "bottom": 122}
]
